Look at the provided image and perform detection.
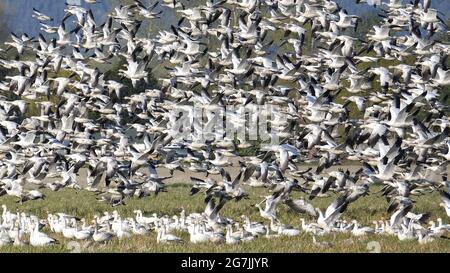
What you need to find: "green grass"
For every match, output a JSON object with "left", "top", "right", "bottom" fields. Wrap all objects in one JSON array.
[{"left": 1, "top": 183, "right": 449, "bottom": 253}]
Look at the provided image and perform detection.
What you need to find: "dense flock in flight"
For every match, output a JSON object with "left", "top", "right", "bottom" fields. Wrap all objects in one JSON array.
[{"left": 1, "top": 0, "right": 450, "bottom": 248}]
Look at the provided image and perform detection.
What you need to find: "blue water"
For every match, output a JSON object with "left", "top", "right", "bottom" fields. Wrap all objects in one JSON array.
[{"left": 0, "top": 0, "right": 448, "bottom": 36}]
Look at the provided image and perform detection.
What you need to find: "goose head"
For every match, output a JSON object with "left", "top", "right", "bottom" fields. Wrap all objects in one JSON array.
[
  {"left": 372, "top": 221, "right": 378, "bottom": 228},
  {"left": 299, "top": 218, "right": 306, "bottom": 225},
  {"left": 277, "top": 225, "right": 283, "bottom": 234},
  {"left": 428, "top": 220, "right": 435, "bottom": 229},
  {"left": 240, "top": 215, "right": 250, "bottom": 224},
  {"left": 225, "top": 225, "right": 232, "bottom": 234}
]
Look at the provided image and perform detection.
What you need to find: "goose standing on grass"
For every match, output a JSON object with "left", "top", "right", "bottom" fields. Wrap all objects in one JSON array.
[
  {"left": 130, "top": 219, "right": 151, "bottom": 236},
  {"left": 277, "top": 225, "right": 300, "bottom": 236},
  {"left": 264, "top": 224, "right": 280, "bottom": 239},
  {"left": 241, "top": 215, "right": 266, "bottom": 236},
  {"left": 13, "top": 225, "right": 27, "bottom": 246},
  {"left": 0, "top": 229, "right": 13, "bottom": 246},
  {"left": 255, "top": 193, "right": 283, "bottom": 222},
  {"left": 189, "top": 223, "right": 211, "bottom": 244},
  {"left": 300, "top": 218, "right": 323, "bottom": 235},
  {"left": 62, "top": 218, "right": 78, "bottom": 239},
  {"left": 436, "top": 218, "right": 450, "bottom": 231},
  {"left": 30, "top": 222, "right": 58, "bottom": 247},
  {"left": 156, "top": 223, "right": 183, "bottom": 244},
  {"left": 134, "top": 210, "right": 159, "bottom": 225},
  {"left": 74, "top": 218, "right": 93, "bottom": 240},
  {"left": 225, "top": 225, "right": 241, "bottom": 245},
  {"left": 351, "top": 220, "right": 376, "bottom": 237},
  {"left": 417, "top": 230, "right": 436, "bottom": 245},
  {"left": 92, "top": 216, "right": 114, "bottom": 244}
]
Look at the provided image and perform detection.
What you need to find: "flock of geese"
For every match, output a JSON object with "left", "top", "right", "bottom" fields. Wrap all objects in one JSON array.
[
  {"left": 0, "top": 0, "right": 450, "bottom": 248},
  {"left": 1, "top": 204, "right": 450, "bottom": 247}
]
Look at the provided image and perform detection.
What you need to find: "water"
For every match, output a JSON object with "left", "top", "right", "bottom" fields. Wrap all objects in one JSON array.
[
  {"left": 0, "top": 0, "right": 448, "bottom": 37},
  {"left": 0, "top": 0, "right": 110, "bottom": 36}
]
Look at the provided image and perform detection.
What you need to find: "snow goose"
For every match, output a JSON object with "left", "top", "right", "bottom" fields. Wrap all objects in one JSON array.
[
  {"left": 12, "top": 225, "right": 27, "bottom": 246},
  {"left": 241, "top": 216, "right": 266, "bottom": 236},
  {"left": 381, "top": 220, "right": 397, "bottom": 235},
  {"left": 285, "top": 198, "right": 318, "bottom": 218},
  {"left": 437, "top": 143, "right": 450, "bottom": 161},
  {"left": 19, "top": 190, "right": 45, "bottom": 203},
  {"left": 189, "top": 223, "right": 211, "bottom": 244},
  {"left": 264, "top": 224, "right": 280, "bottom": 239},
  {"left": 130, "top": 219, "right": 150, "bottom": 236},
  {"left": 427, "top": 220, "right": 446, "bottom": 237},
  {"left": 351, "top": 220, "right": 375, "bottom": 236},
  {"left": 225, "top": 225, "right": 241, "bottom": 245},
  {"left": 4, "top": 33, "right": 33, "bottom": 55},
  {"left": 317, "top": 195, "right": 348, "bottom": 229},
  {"left": 255, "top": 194, "right": 282, "bottom": 222},
  {"left": 434, "top": 67, "right": 450, "bottom": 86},
  {"left": 240, "top": 228, "right": 256, "bottom": 242},
  {"left": 30, "top": 222, "right": 58, "bottom": 247},
  {"left": 337, "top": 220, "right": 353, "bottom": 233},
  {"left": 0, "top": 229, "right": 13, "bottom": 246},
  {"left": 397, "top": 223, "right": 416, "bottom": 241},
  {"left": 7, "top": 217, "right": 23, "bottom": 238},
  {"left": 299, "top": 218, "right": 321, "bottom": 234},
  {"left": 3, "top": 179, "right": 24, "bottom": 199},
  {"left": 277, "top": 225, "right": 300, "bottom": 237},
  {"left": 372, "top": 221, "right": 383, "bottom": 234},
  {"left": 335, "top": 9, "right": 360, "bottom": 30},
  {"left": 135, "top": 0, "right": 163, "bottom": 19},
  {"left": 134, "top": 210, "right": 159, "bottom": 225},
  {"left": 417, "top": 230, "right": 436, "bottom": 245},
  {"left": 74, "top": 219, "right": 94, "bottom": 241},
  {"left": 1, "top": 205, "right": 8, "bottom": 223},
  {"left": 209, "top": 232, "right": 226, "bottom": 244},
  {"left": 62, "top": 218, "right": 78, "bottom": 239},
  {"left": 111, "top": 211, "right": 132, "bottom": 234},
  {"left": 118, "top": 54, "right": 150, "bottom": 88},
  {"left": 116, "top": 223, "right": 132, "bottom": 239},
  {"left": 92, "top": 216, "right": 114, "bottom": 244},
  {"left": 368, "top": 25, "right": 391, "bottom": 42},
  {"left": 47, "top": 214, "right": 63, "bottom": 233},
  {"left": 156, "top": 225, "right": 183, "bottom": 244},
  {"left": 436, "top": 218, "right": 450, "bottom": 231},
  {"left": 208, "top": 151, "right": 232, "bottom": 167}
]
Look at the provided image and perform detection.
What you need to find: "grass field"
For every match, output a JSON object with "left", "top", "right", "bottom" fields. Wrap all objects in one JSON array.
[{"left": 1, "top": 183, "right": 449, "bottom": 253}]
